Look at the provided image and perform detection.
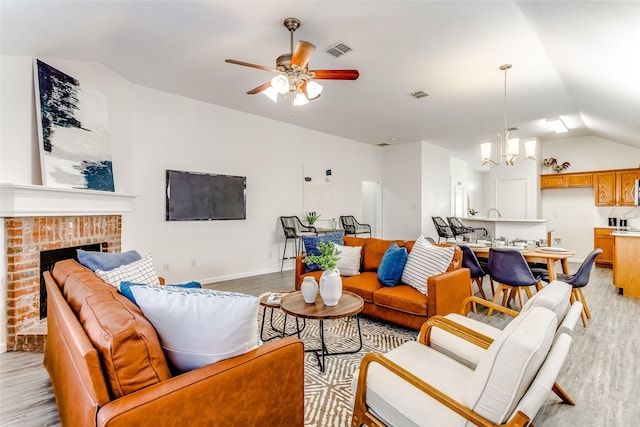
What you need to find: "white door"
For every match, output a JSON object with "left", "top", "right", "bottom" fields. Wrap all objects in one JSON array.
[
  {"left": 496, "top": 179, "right": 526, "bottom": 219},
  {"left": 362, "top": 181, "right": 381, "bottom": 237}
]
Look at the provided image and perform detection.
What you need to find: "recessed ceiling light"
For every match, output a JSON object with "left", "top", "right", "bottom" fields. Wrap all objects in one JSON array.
[{"left": 546, "top": 118, "right": 568, "bottom": 133}]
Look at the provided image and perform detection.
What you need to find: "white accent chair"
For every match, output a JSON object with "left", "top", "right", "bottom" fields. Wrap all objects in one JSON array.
[
  {"left": 351, "top": 306, "right": 572, "bottom": 427},
  {"left": 429, "top": 280, "right": 581, "bottom": 405}
]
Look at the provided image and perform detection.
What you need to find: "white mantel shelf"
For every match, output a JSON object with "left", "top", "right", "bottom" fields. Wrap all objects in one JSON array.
[{"left": 0, "top": 184, "right": 138, "bottom": 217}]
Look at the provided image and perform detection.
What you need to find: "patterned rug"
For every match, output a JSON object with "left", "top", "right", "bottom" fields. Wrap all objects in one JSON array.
[{"left": 258, "top": 309, "right": 418, "bottom": 427}]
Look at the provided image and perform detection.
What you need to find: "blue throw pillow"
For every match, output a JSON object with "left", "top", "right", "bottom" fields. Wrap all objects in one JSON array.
[
  {"left": 377, "top": 243, "right": 408, "bottom": 287},
  {"left": 119, "top": 281, "right": 201, "bottom": 306},
  {"left": 77, "top": 249, "right": 142, "bottom": 272},
  {"left": 302, "top": 231, "right": 345, "bottom": 272}
]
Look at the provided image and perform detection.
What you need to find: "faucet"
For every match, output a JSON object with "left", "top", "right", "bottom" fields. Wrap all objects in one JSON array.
[{"left": 486, "top": 208, "right": 502, "bottom": 219}]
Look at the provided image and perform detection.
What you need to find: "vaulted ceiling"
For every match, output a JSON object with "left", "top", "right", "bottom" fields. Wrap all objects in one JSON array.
[{"left": 2, "top": 1, "right": 639, "bottom": 170}]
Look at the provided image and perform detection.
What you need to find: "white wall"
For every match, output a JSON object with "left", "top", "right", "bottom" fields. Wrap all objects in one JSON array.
[
  {"left": 541, "top": 136, "right": 640, "bottom": 259},
  {"left": 0, "top": 55, "right": 382, "bottom": 286},
  {"left": 380, "top": 141, "right": 422, "bottom": 240},
  {"left": 421, "top": 142, "right": 453, "bottom": 239}
]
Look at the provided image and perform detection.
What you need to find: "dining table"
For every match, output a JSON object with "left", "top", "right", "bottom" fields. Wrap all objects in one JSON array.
[{"left": 467, "top": 245, "right": 576, "bottom": 281}]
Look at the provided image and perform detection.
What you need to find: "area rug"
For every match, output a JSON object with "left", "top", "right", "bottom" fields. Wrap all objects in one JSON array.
[{"left": 258, "top": 309, "right": 418, "bottom": 427}]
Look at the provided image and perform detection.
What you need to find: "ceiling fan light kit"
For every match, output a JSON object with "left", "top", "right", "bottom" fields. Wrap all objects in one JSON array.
[
  {"left": 481, "top": 64, "right": 537, "bottom": 166},
  {"left": 225, "top": 17, "right": 359, "bottom": 106}
]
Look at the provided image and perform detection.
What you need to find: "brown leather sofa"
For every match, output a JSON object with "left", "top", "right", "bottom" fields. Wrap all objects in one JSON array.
[
  {"left": 295, "top": 237, "right": 471, "bottom": 329},
  {"left": 43, "top": 259, "right": 305, "bottom": 426}
]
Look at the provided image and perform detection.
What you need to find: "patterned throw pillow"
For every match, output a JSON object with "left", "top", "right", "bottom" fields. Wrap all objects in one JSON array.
[
  {"left": 401, "top": 238, "right": 454, "bottom": 294},
  {"left": 96, "top": 254, "right": 160, "bottom": 287}
]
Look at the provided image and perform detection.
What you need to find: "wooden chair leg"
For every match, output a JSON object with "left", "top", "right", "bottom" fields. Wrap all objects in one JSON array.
[
  {"left": 573, "top": 288, "right": 590, "bottom": 327},
  {"left": 577, "top": 288, "right": 592, "bottom": 319},
  {"left": 552, "top": 382, "right": 576, "bottom": 406},
  {"left": 488, "top": 277, "right": 495, "bottom": 297},
  {"left": 516, "top": 288, "right": 526, "bottom": 311},
  {"left": 469, "top": 281, "right": 477, "bottom": 313},
  {"left": 474, "top": 278, "right": 487, "bottom": 299},
  {"left": 488, "top": 283, "right": 506, "bottom": 316}
]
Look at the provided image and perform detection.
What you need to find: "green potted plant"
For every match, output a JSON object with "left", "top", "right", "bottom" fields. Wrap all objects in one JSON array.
[
  {"left": 305, "top": 211, "right": 320, "bottom": 225},
  {"left": 303, "top": 240, "right": 340, "bottom": 271},
  {"left": 303, "top": 241, "right": 342, "bottom": 306}
]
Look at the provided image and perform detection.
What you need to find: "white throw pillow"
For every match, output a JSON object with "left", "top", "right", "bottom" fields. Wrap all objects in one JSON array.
[
  {"left": 95, "top": 254, "right": 160, "bottom": 287},
  {"left": 335, "top": 244, "right": 362, "bottom": 276},
  {"left": 129, "top": 285, "right": 259, "bottom": 371},
  {"left": 401, "top": 237, "right": 453, "bottom": 294}
]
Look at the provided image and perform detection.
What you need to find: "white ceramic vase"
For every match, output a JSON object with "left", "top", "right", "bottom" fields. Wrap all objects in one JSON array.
[
  {"left": 320, "top": 269, "right": 342, "bottom": 306},
  {"left": 301, "top": 276, "right": 319, "bottom": 303}
]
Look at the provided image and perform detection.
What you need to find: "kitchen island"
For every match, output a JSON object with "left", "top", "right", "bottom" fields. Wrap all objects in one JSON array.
[
  {"left": 461, "top": 217, "right": 548, "bottom": 242},
  {"left": 612, "top": 230, "right": 640, "bottom": 298}
]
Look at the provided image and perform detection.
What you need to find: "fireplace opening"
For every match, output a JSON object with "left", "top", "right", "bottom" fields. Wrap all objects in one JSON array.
[{"left": 39, "top": 242, "right": 104, "bottom": 319}]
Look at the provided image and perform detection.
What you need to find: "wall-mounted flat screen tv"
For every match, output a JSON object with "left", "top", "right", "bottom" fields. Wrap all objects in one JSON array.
[{"left": 166, "top": 169, "right": 246, "bottom": 221}]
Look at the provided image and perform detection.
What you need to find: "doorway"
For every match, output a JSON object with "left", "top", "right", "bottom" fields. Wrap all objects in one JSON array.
[{"left": 361, "top": 181, "right": 382, "bottom": 237}]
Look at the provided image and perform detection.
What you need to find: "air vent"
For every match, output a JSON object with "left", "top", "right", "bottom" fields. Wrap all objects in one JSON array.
[
  {"left": 325, "top": 42, "right": 353, "bottom": 58},
  {"left": 410, "top": 91, "right": 429, "bottom": 99}
]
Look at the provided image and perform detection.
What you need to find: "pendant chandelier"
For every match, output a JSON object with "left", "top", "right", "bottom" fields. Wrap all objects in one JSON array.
[{"left": 481, "top": 64, "right": 536, "bottom": 166}]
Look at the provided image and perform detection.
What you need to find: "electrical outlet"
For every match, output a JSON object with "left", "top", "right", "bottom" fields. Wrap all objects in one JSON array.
[
  {"left": 190, "top": 259, "right": 196, "bottom": 268},
  {"left": 553, "top": 238, "right": 562, "bottom": 246},
  {"left": 163, "top": 262, "right": 170, "bottom": 271}
]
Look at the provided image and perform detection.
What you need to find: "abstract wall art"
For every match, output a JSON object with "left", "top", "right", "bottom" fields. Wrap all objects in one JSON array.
[{"left": 33, "top": 59, "right": 115, "bottom": 191}]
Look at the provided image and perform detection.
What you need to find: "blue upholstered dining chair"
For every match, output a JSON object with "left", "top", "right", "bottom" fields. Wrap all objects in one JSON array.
[
  {"left": 487, "top": 247, "right": 543, "bottom": 315},
  {"left": 459, "top": 245, "right": 494, "bottom": 309},
  {"left": 540, "top": 248, "right": 602, "bottom": 327}
]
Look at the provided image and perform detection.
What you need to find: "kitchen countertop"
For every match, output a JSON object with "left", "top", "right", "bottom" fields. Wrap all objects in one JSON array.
[
  {"left": 463, "top": 217, "right": 548, "bottom": 223},
  {"left": 611, "top": 230, "right": 640, "bottom": 237}
]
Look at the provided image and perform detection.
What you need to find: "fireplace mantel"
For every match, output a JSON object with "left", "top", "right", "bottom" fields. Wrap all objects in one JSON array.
[{"left": 0, "top": 183, "right": 138, "bottom": 217}]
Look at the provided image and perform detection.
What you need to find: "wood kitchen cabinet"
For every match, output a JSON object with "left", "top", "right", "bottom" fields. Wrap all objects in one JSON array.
[
  {"left": 594, "top": 228, "right": 615, "bottom": 268},
  {"left": 594, "top": 168, "right": 640, "bottom": 206},
  {"left": 540, "top": 172, "right": 593, "bottom": 189}
]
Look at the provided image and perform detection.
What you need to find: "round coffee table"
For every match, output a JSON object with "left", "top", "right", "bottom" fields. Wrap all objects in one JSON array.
[{"left": 280, "top": 290, "right": 364, "bottom": 372}]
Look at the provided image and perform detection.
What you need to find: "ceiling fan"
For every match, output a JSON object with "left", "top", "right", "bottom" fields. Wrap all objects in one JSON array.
[{"left": 225, "top": 17, "right": 359, "bottom": 105}]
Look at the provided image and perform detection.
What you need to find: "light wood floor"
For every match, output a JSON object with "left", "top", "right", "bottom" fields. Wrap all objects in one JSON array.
[{"left": 1, "top": 266, "right": 639, "bottom": 426}]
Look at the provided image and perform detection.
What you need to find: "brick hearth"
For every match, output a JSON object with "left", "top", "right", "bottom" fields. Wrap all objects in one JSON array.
[{"left": 5, "top": 215, "right": 122, "bottom": 351}]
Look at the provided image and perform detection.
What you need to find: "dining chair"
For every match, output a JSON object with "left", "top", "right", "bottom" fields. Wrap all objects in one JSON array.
[
  {"left": 487, "top": 248, "right": 543, "bottom": 315},
  {"left": 460, "top": 245, "right": 494, "bottom": 308},
  {"left": 431, "top": 216, "right": 455, "bottom": 243},
  {"left": 279, "top": 216, "right": 317, "bottom": 272},
  {"left": 540, "top": 248, "right": 602, "bottom": 327},
  {"left": 339, "top": 215, "right": 371, "bottom": 237}
]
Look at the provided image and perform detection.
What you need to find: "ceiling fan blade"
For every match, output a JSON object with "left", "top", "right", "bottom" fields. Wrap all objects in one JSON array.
[
  {"left": 310, "top": 69, "right": 360, "bottom": 80},
  {"left": 225, "top": 59, "right": 278, "bottom": 72},
  {"left": 246, "top": 82, "right": 272, "bottom": 95},
  {"left": 290, "top": 41, "right": 316, "bottom": 69}
]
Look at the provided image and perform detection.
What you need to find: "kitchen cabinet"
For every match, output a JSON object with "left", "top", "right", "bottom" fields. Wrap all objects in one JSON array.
[
  {"left": 540, "top": 172, "right": 593, "bottom": 189},
  {"left": 595, "top": 169, "right": 640, "bottom": 206},
  {"left": 613, "top": 233, "right": 640, "bottom": 298},
  {"left": 541, "top": 167, "right": 640, "bottom": 206},
  {"left": 618, "top": 169, "right": 640, "bottom": 205},
  {"left": 594, "top": 228, "right": 614, "bottom": 268}
]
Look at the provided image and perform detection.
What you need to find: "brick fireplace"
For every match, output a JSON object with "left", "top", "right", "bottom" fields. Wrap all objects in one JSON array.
[
  {"left": 5, "top": 215, "right": 122, "bottom": 351},
  {"left": 1, "top": 184, "right": 136, "bottom": 352}
]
